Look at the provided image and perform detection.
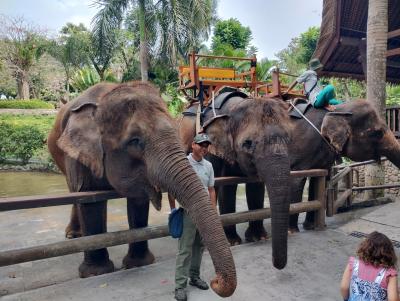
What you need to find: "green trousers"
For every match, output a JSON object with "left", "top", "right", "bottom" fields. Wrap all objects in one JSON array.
[
  {"left": 314, "top": 84, "right": 343, "bottom": 107},
  {"left": 175, "top": 211, "right": 204, "bottom": 289}
]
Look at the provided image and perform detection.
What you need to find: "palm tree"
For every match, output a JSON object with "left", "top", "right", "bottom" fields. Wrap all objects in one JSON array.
[
  {"left": 92, "top": 0, "right": 216, "bottom": 82},
  {"left": 364, "top": 0, "right": 388, "bottom": 199}
]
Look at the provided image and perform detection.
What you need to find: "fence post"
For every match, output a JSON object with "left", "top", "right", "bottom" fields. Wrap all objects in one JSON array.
[
  {"left": 345, "top": 168, "right": 353, "bottom": 207},
  {"left": 314, "top": 175, "right": 326, "bottom": 230}
]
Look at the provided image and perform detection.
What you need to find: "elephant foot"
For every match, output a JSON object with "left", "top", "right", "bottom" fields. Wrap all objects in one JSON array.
[
  {"left": 226, "top": 234, "right": 242, "bottom": 246},
  {"left": 122, "top": 250, "right": 155, "bottom": 269},
  {"left": 79, "top": 259, "right": 115, "bottom": 278},
  {"left": 302, "top": 220, "right": 315, "bottom": 231},
  {"left": 245, "top": 226, "right": 268, "bottom": 242},
  {"left": 65, "top": 224, "right": 82, "bottom": 239},
  {"left": 288, "top": 226, "right": 300, "bottom": 234}
]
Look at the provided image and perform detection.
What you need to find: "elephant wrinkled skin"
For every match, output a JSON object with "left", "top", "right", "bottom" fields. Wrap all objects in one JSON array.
[{"left": 47, "top": 82, "right": 236, "bottom": 297}]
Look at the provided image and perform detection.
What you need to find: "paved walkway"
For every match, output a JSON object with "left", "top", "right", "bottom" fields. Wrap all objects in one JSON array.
[{"left": 1, "top": 200, "right": 399, "bottom": 301}]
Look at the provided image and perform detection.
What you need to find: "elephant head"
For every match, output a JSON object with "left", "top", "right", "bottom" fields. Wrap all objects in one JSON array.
[
  {"left": 55, "top": 82, "right": 236, "bottom": 297},
  {"left": 321, "top": 99, "right": 400, "bottom": 168},
  {"left": 203, "top": 97, "right": 292, "bottom": 269}
]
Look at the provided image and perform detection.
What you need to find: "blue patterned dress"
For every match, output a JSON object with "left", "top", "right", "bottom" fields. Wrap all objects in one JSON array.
[{"left": 349, "top": 258, "right": 388, "bottom": 301}]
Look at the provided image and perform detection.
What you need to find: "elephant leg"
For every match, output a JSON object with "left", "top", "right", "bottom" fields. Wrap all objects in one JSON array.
[
  {"left": 65, "top": 204, "right": 82, "bottom": 239},
  {"left": 122, "top": 198, "right": 155, "bottom": 269},
  {"left": 78, "top": 201, "right": 115, "bottom": 278},
  {"left": 245, "top": 182, "right": 268, "bottom": 242},
  {"left": 219, "top": 184, "right": 242, "bottom": 246},
  {"left": 303, "top": 177, "right": 317, "bottom": 230},
  {"left": 288, "top": 177, "right": 307, "bottom": 233}
]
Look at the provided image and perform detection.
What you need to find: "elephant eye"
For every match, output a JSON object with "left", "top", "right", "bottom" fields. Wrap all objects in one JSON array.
[
  {"left": 242, "top": 139, "right": 253, "bottom": 149},
  {"left": 127, "top": 137, "right": 144, "bottom": 150}
]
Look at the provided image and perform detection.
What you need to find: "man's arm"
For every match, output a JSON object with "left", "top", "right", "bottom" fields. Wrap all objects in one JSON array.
[
  {"left": 208, "top": 186, "right": 217, "bottom": 209},
  {"left": 285, "top": 79, "right": 298, "bottom": 94}
]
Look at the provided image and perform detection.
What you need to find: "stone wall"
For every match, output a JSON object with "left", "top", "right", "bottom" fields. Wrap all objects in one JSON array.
[{"left": 352, "top": 160, "right": 400, "bottom": 197}]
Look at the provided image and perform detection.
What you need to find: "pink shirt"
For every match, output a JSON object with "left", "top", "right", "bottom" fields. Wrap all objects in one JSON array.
[{"left": 349, "top": 256, "right": 398, "bottom": 289}]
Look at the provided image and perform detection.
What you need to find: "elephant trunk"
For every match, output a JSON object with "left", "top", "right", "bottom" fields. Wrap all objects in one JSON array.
[
  {"left": 380, "top": 131, "right": 400, "bottom": 169},
  {"left": 146, "top": 132, "right": 236, "bottom": 297},
  {"left": 257, "top": 152, "right": 291, "bottom": 269}
]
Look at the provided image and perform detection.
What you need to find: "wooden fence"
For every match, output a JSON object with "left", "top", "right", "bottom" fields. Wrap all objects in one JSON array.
[
  {"left": 0, "top": 169, "right": 327, "bottom": 267},
  {"left": 327, "top": 157, "right": 400, "bottom": 216}
]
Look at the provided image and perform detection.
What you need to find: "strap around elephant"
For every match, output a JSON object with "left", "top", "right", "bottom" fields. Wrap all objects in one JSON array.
[{"left": 289, "top": 101, "right": 338, "bottom": 154}]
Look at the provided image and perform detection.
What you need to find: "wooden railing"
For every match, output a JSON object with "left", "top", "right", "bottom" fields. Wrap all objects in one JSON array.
[
  {"left": 328, "top": 157, "right": 400, "bottom": 216},
  {"left": 386, "top": 105, "right": 400, "bottom": 138},
  {"left": 0, "top": 169, "right": 328, "bottom": 267}
]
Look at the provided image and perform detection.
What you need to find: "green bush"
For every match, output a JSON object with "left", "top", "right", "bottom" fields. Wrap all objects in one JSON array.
[
  {"left": 0, "top": 99, "right": 54, "bottom": 109},
  {"left": 0, "top": 122, "right": 45, "bottom": 164}
]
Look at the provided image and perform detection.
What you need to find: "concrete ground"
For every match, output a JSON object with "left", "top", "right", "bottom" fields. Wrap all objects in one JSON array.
[{"left": 0, "top": 197, "right": 399, "bottom": 301}]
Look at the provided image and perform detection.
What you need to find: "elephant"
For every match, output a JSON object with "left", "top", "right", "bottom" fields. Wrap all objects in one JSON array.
[
  {"left": 47, "top": 81, "right": 236, "bottom": 297},
  {"left": 288, "top": 99, "right": 400, "bottom": 232},
  {"left": 178, "top": 95, "right": 292, "bottom": 270}
]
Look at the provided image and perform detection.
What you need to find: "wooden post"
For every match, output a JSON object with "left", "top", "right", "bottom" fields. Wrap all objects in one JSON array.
[
  {"left": 345, "top": 168, "right": 353, "bottom": 207},
  {"left": 314, "top": 176, "right": 326, "bottom": 230}
]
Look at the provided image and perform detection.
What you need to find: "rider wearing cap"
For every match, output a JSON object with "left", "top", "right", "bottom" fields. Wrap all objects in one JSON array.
[{"left": 286, "top": 58, "right": 343, "bottom": 110}]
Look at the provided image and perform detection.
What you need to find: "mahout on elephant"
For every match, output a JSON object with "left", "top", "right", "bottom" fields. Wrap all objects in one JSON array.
[
  {"left": 288, "top": 99, "right": 400, "bottom": 232},
  {"left": 178, "top": 92, "right": 293, "bottom": 270},
  {"left": 47, "top": 81, "right": 236, "bottom": 297}
]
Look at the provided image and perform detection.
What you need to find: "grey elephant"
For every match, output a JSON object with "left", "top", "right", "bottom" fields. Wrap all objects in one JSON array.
[
  {"left": 47, "top": 81, "right": 236, "bottom": 297},
  {"left": 179, "top": 95, "right": 292, "bottom": 269}
]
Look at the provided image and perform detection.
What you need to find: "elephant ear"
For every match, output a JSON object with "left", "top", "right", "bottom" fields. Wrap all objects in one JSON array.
[
  {"left": 202, "top": 115, "right": 236, "bottom": 163},
  {"left": 321, "top": 113, "right": 351, "bottom": 153},
  {"left": 57, "top": 102, "right": 104, "bottom": 178}
]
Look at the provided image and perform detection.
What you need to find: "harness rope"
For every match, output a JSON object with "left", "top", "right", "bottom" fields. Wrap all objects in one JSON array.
[{"left": 289, "top": 101, "right": 338, "bottom": 154}]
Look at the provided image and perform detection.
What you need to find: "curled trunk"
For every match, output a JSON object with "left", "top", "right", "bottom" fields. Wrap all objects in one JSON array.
[{"left": 146, "top": 132, "right": 236, "bottom": 297}]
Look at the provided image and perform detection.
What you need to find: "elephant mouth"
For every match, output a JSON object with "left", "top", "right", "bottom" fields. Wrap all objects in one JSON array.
[{"left": 149, "top": 185, "right": 162, "bottom": 211}]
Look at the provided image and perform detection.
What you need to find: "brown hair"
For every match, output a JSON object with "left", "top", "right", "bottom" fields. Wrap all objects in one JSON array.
[{"left": 356, "top": 231, "right": 397, "bottom": 268}]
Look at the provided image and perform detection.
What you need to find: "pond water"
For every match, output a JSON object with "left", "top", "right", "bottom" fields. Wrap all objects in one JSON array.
[{"left": 0, "top": 171, "right": 68, "bottom": 197}]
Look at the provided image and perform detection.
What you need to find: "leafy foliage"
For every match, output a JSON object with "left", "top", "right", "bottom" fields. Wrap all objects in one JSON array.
[
  {"left": 0, "top": 99, "right": 54, "bottom": 109},
  {"left": 162, "top": 83, "right": 186, "bottom": 117},
  {"left": 0, "top": 15, "right": 49, "bottom": 99},
  {"left": 386, "top": 84, "right": 400, "bottom": 105},
  {"left": 211, "top": 18, "right": 252, "bottom": 51},
  {"left": 70, "top": 67, "right": 117, "bottom": 92},
  {"left": 0, "top": 122, "right": 45, "bottom": 164}
]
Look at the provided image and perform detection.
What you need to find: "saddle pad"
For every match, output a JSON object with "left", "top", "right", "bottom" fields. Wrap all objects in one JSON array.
[{"left": 289, "top": 102, "right": 312, "bottom": 119}]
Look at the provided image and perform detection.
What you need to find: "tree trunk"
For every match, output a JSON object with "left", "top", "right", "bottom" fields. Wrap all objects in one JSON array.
[
  {"left": 16, "top": 71, "right": 30, "bottom": 100},
  {"left": 138, "top": 0, "right": 149, "bottom": 82},
  {"left": 364, "top": 0, "right": 388, "bottom": 200}
]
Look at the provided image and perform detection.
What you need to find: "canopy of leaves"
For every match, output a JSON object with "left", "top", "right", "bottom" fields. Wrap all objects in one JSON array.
[
  {"left": 211, "top": 18, "right": 252, "bottom": 51},
  {"left": 276, "top": 26, "right": 320, "bottom": 75}
]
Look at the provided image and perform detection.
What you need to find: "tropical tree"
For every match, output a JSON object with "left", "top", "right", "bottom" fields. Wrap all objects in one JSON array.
[
  {"left": 211, "top": 18, "right": 252, "bottom": 51},
  {"left": 91, "top": 0, "right": 216, "bottom": 82},
  {"left": 48, "top": 23, "right": 90, "bottom": 100},
  {"left": 0, "top": 15, "right": 48, "bottom": 99},
  {"left": 364, "top": 0, "right": 388, "bottom": 199},
  {"left": 276, "top": 26, "right": 320, "bottom": 76}
]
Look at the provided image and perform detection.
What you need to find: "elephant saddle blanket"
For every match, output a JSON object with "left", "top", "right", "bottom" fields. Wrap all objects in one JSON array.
[{"left": 289, "top": 100, "right": 312, "bottom": 119}]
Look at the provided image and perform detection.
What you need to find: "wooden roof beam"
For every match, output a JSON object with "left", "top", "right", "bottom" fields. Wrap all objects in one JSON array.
[
  {"left": 387, "top": 48, "right": 400, "bottom": 57},
  {"left": 388, "top": 29, "right": 400, "bottom": 39}
]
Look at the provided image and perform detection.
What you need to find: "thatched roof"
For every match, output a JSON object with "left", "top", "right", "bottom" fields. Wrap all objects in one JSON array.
[{"left": 313, "top": 0, "right": 400, "bottom": 83}]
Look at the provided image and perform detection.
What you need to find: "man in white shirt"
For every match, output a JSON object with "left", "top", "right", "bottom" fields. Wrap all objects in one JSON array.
[{"left": 170, "top": 133, "right": 216, "bottom": 301}]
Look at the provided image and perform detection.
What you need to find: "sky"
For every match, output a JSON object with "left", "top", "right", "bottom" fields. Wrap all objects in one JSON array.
[{"left": 1, "top": 0, "right": 323, "bottom": 60}]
